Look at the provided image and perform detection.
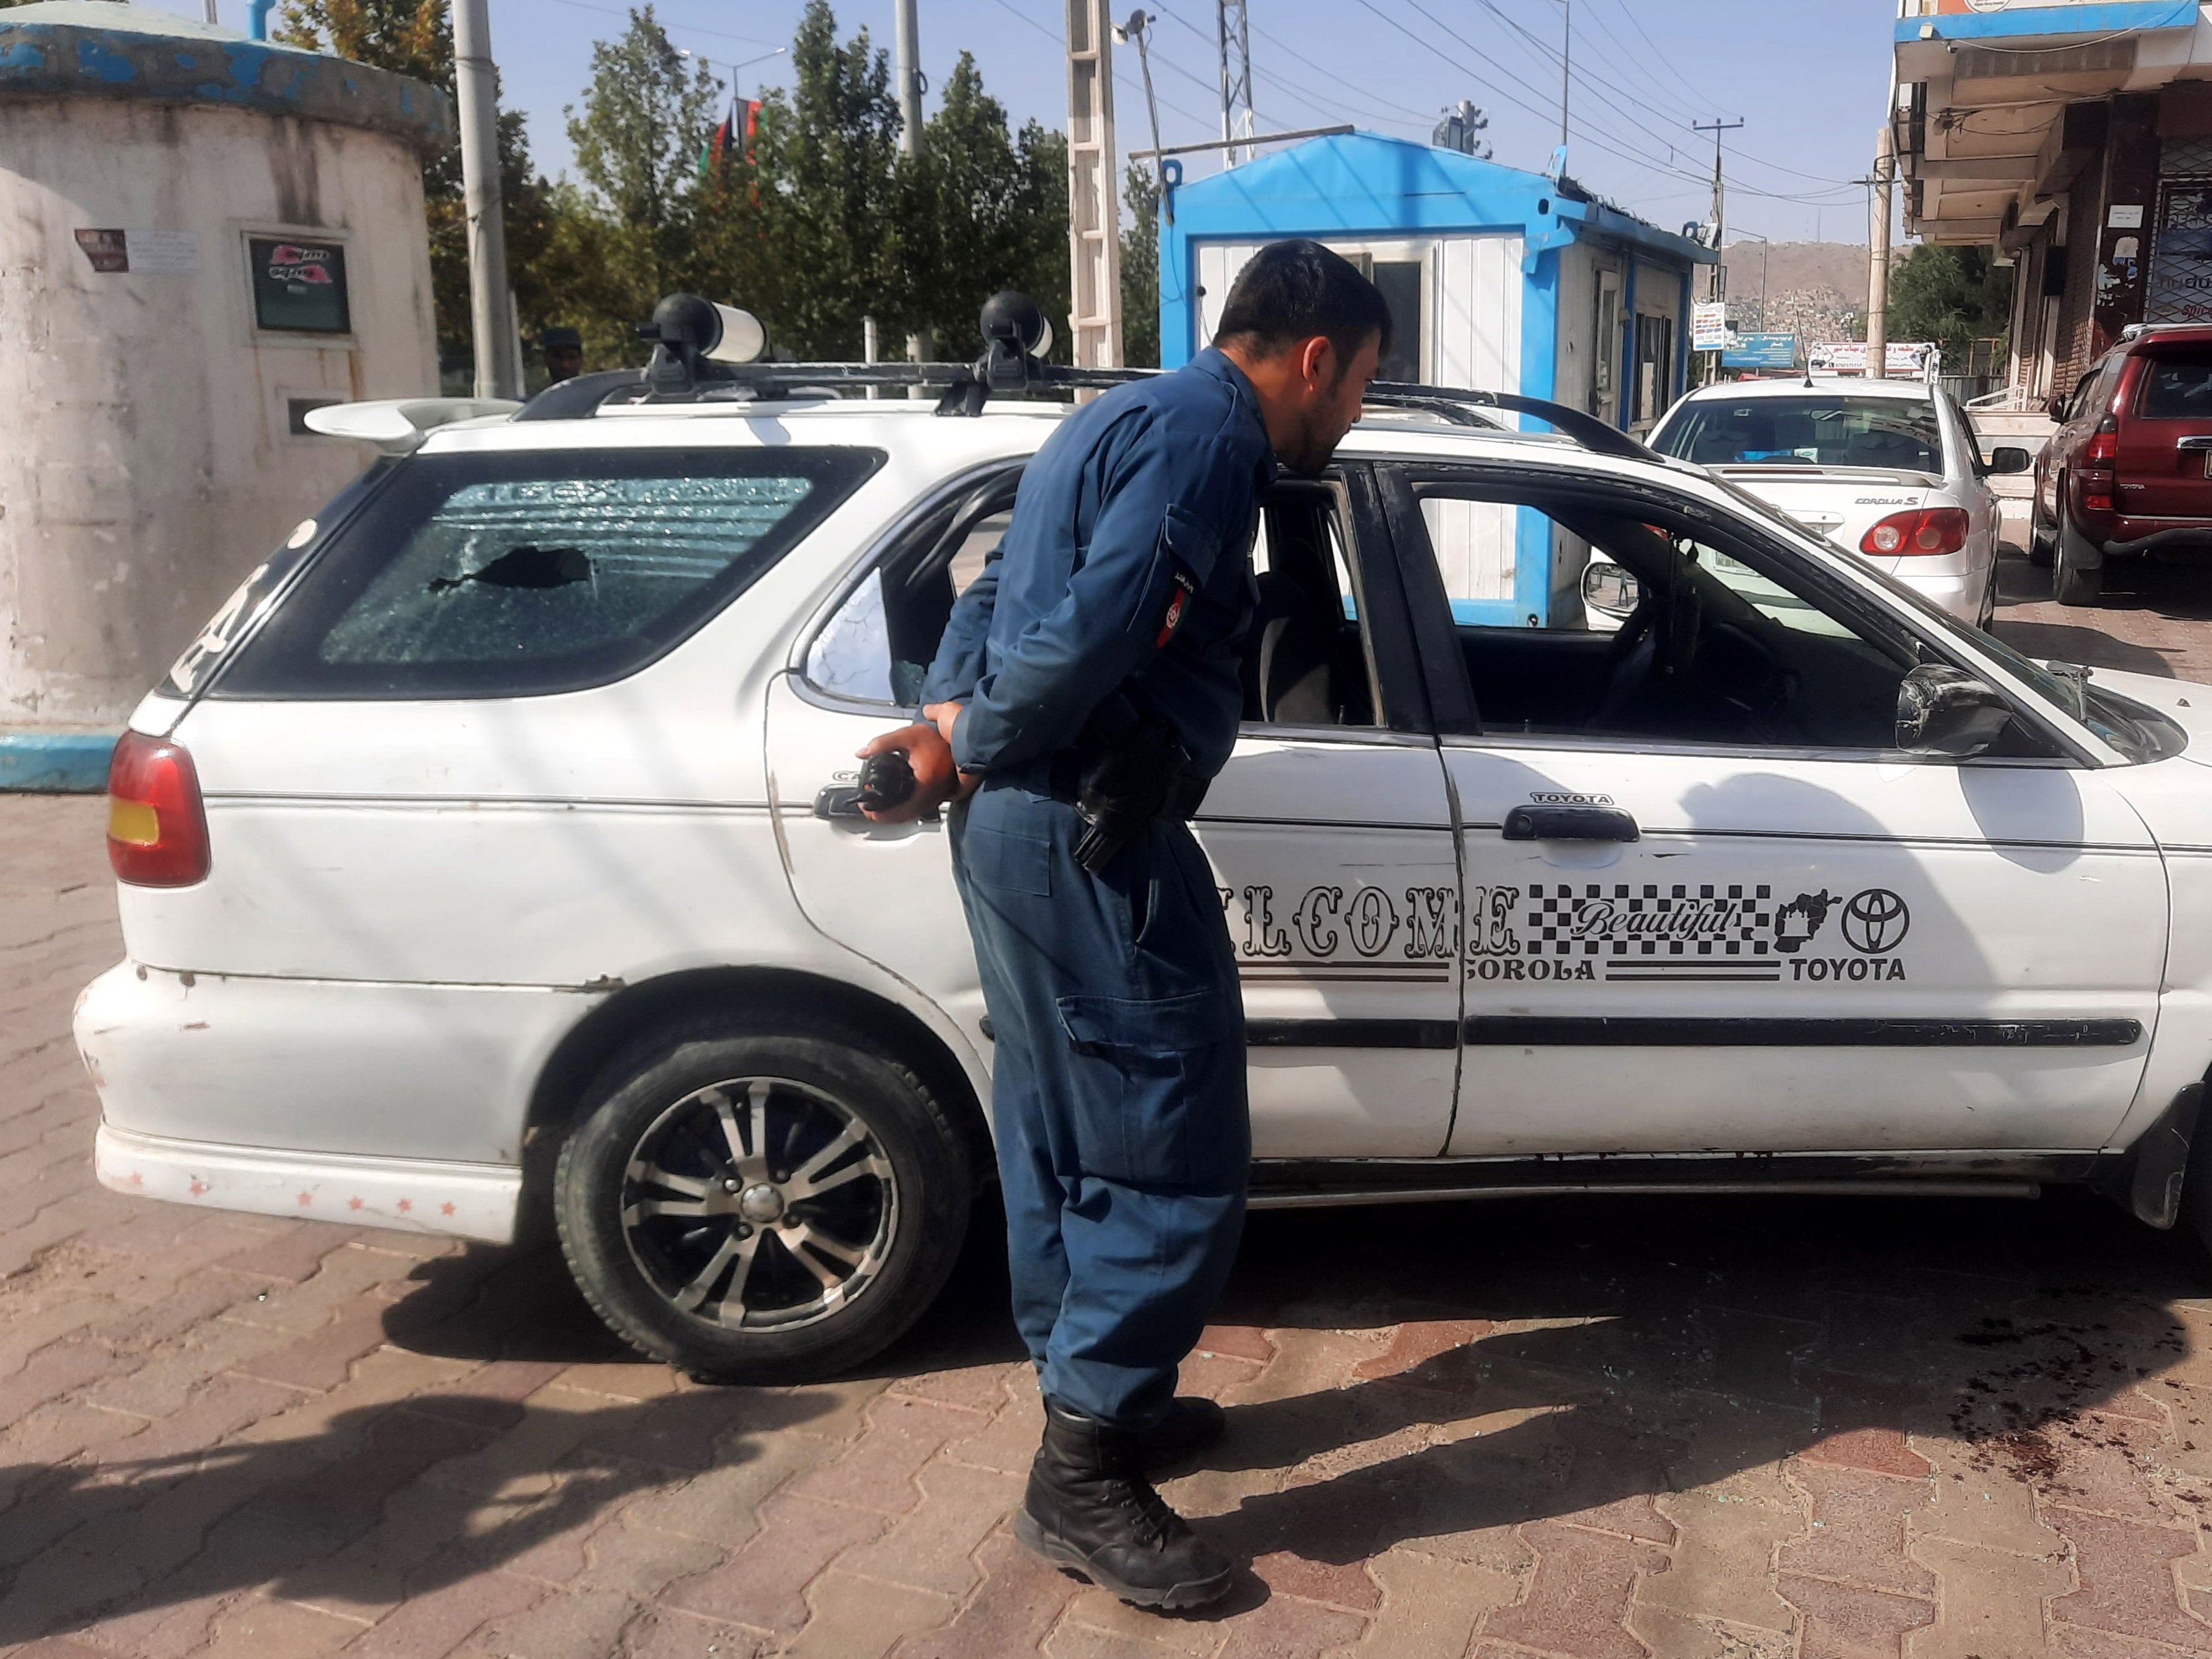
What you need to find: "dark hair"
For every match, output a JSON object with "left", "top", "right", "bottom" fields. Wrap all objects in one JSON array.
[{"left": 1213, "top": 239, "right": 1392, "bottom": 372}]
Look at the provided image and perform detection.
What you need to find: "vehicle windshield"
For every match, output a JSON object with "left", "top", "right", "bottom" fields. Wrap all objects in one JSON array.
[{"left": 1655, "top": 394, "right": 1944, "bottom": 473}]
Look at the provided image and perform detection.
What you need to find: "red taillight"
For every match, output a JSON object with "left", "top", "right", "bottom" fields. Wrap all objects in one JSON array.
[
  {"left": 2083, "top": 417, "right": 2120, "bottom": 470},
  {"left": 107, "top": 732, "right": 210, "bottom": 887},
  {"left": 1860, "top": 507, "right": 1970, "bottom": 557}
]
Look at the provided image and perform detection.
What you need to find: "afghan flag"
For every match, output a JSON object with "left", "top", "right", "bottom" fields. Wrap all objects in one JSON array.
[{"left": 700, "top": 100, "right": 760, "bottom": 178}]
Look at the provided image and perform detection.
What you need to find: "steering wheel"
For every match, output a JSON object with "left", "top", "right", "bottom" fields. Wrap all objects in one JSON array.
[{"left": 1588, "top": 591, "right": 1663, "bottom": 732}]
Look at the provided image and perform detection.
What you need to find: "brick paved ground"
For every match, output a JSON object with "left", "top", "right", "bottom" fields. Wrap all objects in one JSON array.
[
  {"left": 1992, "top": 544, "right": 2212, "bottom": 683},
  {"left": 16, "top": 560, "right": 2212, "bottom": 1656}
]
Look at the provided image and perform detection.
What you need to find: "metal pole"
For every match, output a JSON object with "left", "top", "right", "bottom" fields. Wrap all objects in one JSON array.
[
  {"left": 1868, "top": 125, "right": 1895, "bottom": 380},
  {"left": 1216, "top": 0, "right": 1232, "bottom": 155},
  {"left": 452, "top": 0, "right": 521, "bottom": 400},
  {"left": 895, "top": 0, "right": 924, "bottom": 160},
  {"left": 1560, "top": 0, "right": 1570, "bottom": 152},
  {"left": 895, "top": 0, "right": 934, "bottom": 365},
  {"left": 1691, "top": 118, "right": 1745, "bottom": 302},
  {"left": 204, "top": 0, "right": 220, "bottom": 23},
  {"left": 1117, "top": 12, "right": 1164, "bottom": 188}
]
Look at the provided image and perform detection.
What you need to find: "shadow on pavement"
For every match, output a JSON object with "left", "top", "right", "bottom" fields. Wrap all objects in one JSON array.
[
  {"left": 1993, "top": 546, "right": 2212, "bottom": 678},
  {"left": 0, "top": 1186, "right": 2198, "bottom": 1643}
]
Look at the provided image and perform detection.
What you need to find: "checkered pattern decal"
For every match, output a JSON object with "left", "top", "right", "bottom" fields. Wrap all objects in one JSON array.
[{"left": 1521, "top": 883, "right": 1782, "bottom": 981}]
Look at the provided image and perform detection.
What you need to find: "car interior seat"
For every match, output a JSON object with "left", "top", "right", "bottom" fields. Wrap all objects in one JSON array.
[{"left": 1244, "top": 507, "right": 1343, "bottom": 724}]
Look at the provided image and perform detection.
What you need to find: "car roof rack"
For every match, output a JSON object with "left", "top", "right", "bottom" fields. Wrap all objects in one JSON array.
[{"left": 510, "top": 291, "right": 1661, "bottom": 465}]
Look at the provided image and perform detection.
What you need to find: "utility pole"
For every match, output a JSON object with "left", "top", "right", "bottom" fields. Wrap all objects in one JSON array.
[
  {"left": 452, "top": 0, "right": 521, "bottom": 400},
  {"left": 1216, "top": 0, "right": 1254, "bottom": 166},
  {"left": 895, "top": 0, "right": 934, "bottom": 365},
  {"left": 1066, "top": 0, "right": 1123, "bottom": 368},
  {"left": 1691, "top": 118, "right": 1745, "bottom": 302},
  {"left": 1866, "top": 125, "right": 1895, "bottom": 379},
  {"left": 1558, "top": 0, "right": 1570, "bottom": 152}
]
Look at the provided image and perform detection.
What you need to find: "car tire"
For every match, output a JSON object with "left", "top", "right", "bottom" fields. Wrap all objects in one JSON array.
[
  {"left": 553, "top": 1009, "right": 973, "bottom": 1383},
  {"left": 2053, "top": 493, "right": 2104, "bottom": 607},
  {"left": 2027, "top": 486, "right": 2056, "bottom": 568}
]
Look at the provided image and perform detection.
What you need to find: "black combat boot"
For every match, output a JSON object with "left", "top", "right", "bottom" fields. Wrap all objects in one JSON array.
[
  {"left": 1138, "top": 1396, "right": 1226, "bottom": 1472},
  {"left": 1016, "top": 1398, "right": 1236, "bottom": 1610}
]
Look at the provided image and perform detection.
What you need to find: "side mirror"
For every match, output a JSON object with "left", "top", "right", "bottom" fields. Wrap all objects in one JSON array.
[
  {"left": 1986, "top": 446, "right": 2033, "bottom": 475},
  {"left": 2044, "top": 393, "right": 2067, "bottom": 419},
  {"left": 1896, "top": 664, "right": 2013, "bottom": 758},
  {"left": 1582, "top": 560, "right": 1644, "bottom": 619}
]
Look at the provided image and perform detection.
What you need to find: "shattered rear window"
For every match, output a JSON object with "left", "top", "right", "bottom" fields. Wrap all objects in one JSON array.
[{"left": 213, "top": 446, "right": 881, "bottom": 699}]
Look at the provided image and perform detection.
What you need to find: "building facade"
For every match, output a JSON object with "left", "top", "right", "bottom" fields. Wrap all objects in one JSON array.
[{"left": 1893, "top": 0, "right": 2212, "bottom": 401}]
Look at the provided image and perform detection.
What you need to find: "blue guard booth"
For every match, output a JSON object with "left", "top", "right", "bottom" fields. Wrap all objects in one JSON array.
[{"left": 1159, "top": 131, "right": 1712, "bottom": 626}]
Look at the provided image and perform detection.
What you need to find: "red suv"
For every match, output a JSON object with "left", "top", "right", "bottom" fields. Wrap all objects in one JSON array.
[{"left": 2033, "top": 323, "right": 2212, "bottom": 605}]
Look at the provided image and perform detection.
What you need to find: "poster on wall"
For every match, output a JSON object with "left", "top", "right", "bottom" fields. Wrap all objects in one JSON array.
[
  {"left": 1691, "top": 300, "right": 1731, "bottom": 352},
  {"left": 248, "top": 236, "right": 351, "bottom": 334},
  {"left": 2145, "top": 174, "right": 2212, "bottom": 325},
  {"left": 73, "top": 229, "right": 202, "bottom": 274}
]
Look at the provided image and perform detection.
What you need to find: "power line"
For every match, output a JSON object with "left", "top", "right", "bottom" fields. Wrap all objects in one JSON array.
[
  {"left": 1607, "top": 0, "right": 1710, "bottom": 114},
  {"left": 982, "top": 0, "right": 1217, "bottom": 133},
  {"left": 539, "top": 0, "right": 780, "bottom": 49},
  {"left": 1150, "top": 1, "right": 1433, "bottom": 131}
]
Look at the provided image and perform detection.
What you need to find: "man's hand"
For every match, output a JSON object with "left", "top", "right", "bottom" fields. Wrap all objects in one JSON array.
[{"left": 856, "top": 711, "right": 978, "bottom": 823}]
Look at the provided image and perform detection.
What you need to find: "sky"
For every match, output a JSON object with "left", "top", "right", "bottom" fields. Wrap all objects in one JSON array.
[{"left": 160, "top": 0, "right": 1899, "bottom": 246}]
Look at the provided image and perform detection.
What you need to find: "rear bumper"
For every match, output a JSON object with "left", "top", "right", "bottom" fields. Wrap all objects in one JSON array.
[
  {"left": 1873, "top": 554, "right": 1992, "bottom": 624},
  {"left": 2105, "top": 524, "right": 2212, "bottom": 557},
  {"left": 94, "top": 1123, "right": 520, "bottom": 1242},
  {"left": 73, "top": 958, "right": 591, "bottom": 1167}
]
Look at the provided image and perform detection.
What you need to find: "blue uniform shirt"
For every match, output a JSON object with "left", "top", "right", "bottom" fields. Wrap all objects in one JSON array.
[{"left": 921, "top": 349, "right": 1277, "bottom": 780}]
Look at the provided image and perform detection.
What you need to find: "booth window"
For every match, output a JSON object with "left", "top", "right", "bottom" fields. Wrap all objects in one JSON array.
[
  {"left": 1632, "top": 313, "right": 1674, "bottom": 427},
  {"left": 248, "top": 236, "right": 352, "bottom": 335}
]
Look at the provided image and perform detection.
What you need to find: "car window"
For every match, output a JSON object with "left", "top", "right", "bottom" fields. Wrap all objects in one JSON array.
[
  {"left": 806, "top": 473, "right": 1386, "bottom": 730},
  {"left": 2137, "top": 352, "right": 2212, "bottom": 418},
  {"left": 217, "top": 447, "right": 880, "bottom": 699},
  {"left": 1395, "top": 470, "right": 2057, "bottom": 758},
  {"left": 1653, "top": 395, "right": 1943, "bottom": 472}
]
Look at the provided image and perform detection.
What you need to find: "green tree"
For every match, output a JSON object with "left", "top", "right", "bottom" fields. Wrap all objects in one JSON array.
[
  {"left": 901, "top": 53, "right": 1069, "bottom": 358},
  {"left": 564, "top": 3, "right": 722, "bottom": 324},
  {"left": 722, "top": 1, "right": 909, "bottom": 358},
  {"left": 1120, "top": 163, "right": 1161, "bottom": 369},
  {"left": 276, "top": 0, "right": 559, "bottom": 373},
  {"left": 1886, "top": 243, "right": 2012, "bottom": 364}
]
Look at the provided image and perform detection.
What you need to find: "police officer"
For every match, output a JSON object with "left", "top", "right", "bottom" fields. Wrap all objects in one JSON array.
[{"left": 862, "top": 241, "right": 1389, "bottom": 1610}]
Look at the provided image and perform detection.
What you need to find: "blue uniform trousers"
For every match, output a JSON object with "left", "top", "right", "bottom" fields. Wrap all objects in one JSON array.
[{"left": 949, "top": 776, "right": 1249, "bottom": 1428}]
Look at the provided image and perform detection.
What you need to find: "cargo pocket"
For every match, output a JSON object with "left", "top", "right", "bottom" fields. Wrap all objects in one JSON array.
[{"left": 1054, "top": 988, "right": 1244, "bottom": 1189}]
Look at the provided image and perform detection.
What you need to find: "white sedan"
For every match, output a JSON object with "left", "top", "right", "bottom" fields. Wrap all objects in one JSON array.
[
  {"left": 72, "top": 327, "right": 2212, "bottom": 1383},
  {"left": 1640, "top": 375, "right": 2029, "bottom": 629}
]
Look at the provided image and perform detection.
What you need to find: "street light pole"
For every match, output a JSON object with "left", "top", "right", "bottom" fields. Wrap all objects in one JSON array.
[
  {"left": 895, "top": 0, "right": 934, "bottom": 364},
  {"left": 451, "top": 0, "right": 521, "bottom": 400}
]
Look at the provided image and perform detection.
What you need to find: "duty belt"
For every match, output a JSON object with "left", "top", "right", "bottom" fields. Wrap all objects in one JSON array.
[{"left": 987, "top": 712, "right": 1207, "bottom": 874}]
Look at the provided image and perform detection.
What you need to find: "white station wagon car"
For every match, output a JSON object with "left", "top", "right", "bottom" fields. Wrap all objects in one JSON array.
[
  {"left": 73, "top": 330, "right": 2212, "bottom": 1381},
  {"left": 1639, "top": 375, "right": 2026, "bottom": 630}
]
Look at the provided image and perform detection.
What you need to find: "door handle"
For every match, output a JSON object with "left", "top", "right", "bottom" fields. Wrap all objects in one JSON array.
[
  {"left": 813, "top": 785, "right": 939, "bottom": 824},
  {"left": 2178, "top": 436, "right": 2212, "bottom": 452},
  {"left": 1502, "top": 804, "right": 1640, "bottom": 843}
]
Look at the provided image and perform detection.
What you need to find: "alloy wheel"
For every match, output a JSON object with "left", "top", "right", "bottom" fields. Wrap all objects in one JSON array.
[{"left": 619, "top": 1076, "right": 897, "bottom": 1331}]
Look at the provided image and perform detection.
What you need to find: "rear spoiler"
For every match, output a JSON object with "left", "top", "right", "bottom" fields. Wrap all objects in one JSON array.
[{"left": 303, "top": 397, "right": 522, "bottom": 455}]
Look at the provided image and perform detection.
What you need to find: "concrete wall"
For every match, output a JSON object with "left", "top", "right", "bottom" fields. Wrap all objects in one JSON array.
[{"left": 0, "top": 97, "right": 437, "bottom": 726}]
